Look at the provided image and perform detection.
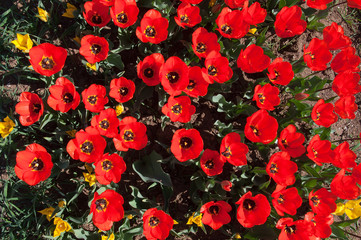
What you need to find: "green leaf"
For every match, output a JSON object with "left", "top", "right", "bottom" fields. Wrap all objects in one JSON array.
[
  {"left": 133, "top": 151, "right": 172, "bottom": 187},
  {"left": 305, "top": 179, "right": 318, "bottom": 188},
  {"left": 107, "top": 53, "right": 124, "bottom": 70},
  {"left": 303, "top": 164, "right": 322, "bottom": 178},
  {"left": 256, "top": 26, "right": 269, "bottom": 46},
  {"left": 334, "top": 218, "right": 360, "bottom": 227},
  {"left": 123, "top": 226, "right": 143, "bottom": 240}
]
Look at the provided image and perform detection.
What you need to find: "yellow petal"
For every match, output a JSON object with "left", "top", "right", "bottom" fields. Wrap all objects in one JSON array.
[
  {"left": 193, "top": 215, "right": 203, "bottom": 227},
  {"left": 234, "top": 233, "right": 242, "bottom": 239},
  {"left": 37, "top": 7, "right": 50, "bottom": 22},
  {"left": 83, "top": 172, "right": 96, "bottom": 186},
  {"left": 62, "top": 4, "right": 77, "bottom": 19},
  {"left": 86, "top": 62, "right": 97, "bottom": 71},
  {"left": 333, "top": 202, "right": 345, "bottom": 216},
  {"left": 58, "top": 200, "right": 66, "bottom": 208},
  {"left": 38, "top": 207, "right": 55, "bottom": 221},
  {"left": 173, "top": 220, "right": 179, "bottom": 225},
  {"left": 73, "top": 36, "right": 81, "bottom": 44},
  {"left": 101, "top": 233, "right": 115, "bottom": 240},
  {"left": 115, "top": 104, "right": 124, "bottom": 116},
  {"left": 126, "top": 214, "right": 133, "bottom": 220},
  {"left": 66, "top": 129, "right": 77, "bottom": 138},
  {"left": 248, "top": 28, "right": 257, "bottom": 35},
  {"left": 186, "top": 213, "right": 194, "bottom": 225}
]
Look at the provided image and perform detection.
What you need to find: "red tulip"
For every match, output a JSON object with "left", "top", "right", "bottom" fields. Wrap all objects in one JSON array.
[
  {"left": 236, "top": 192, "right": 271, "bottom": 228},
  {"left": 47, "top": 77, "right": 80, "bottom": 113},
  {"left": 307, "top": 135, "right": 335, "bottom": 166},
  {"left": 225, "top": 0, "right": 246, "bottom": 8},
  {"left": 253, "top": 83, "right": 280, "bottom": 110},
  {"left": 266, "top": 152, "right": 298, "bottom": 186},
  {"left": 15, "top": 92, "right": 44, "bottom": 126},
  {"left": 160, "top": 56, "right": 189, "bottom": 96},
  {"left": 200, "top": 201, "right": 232, "bottom": 230},
  {"left": 331, "top": 169, "right": 361, "bottom": 199},
  {"left": 237, "top": 44, "right": 270, "bottom": 73},
  {"left": 94, "top": 153, "right": 126, "bottom": 185},
  {"left": 90, "top": 108, "right": 119, "bottom": 138},
  {"left": 200, "top": 149, "right": 224, "bottom": 176},
  {"left": 243, "top": 2, "right": 267, "bottom": 26},
  {"left": 79, "top": 35, "right": 109, "bottom": 64},
  {"left": 162, "top": 95, "right": 196, "bottom": 123},
  {"left": 332, "top": 71, "right": 361, "bottom": 97},
  {"left": 192, "top": 27, "right": 220, "bottom": 59},
  {"left": 220, "top": 132, "right": 249, "bottom": 166},
  {"left": 304, "top": 212, "right": 333, "bottom": 239},
  {"left": 202, "top": 51, "right": 233, "bottom": 84},
  {"left": 216, "top": 7, "right": 249, "bottom": 39},
  {"left": 244, "top": 110, "right": 278, "bottom": 144},
  {"left": 109, "top": 77, "right": 135, "bottom": 103},
  {"left": 110, "top": 0, "right": 139, "bottom": 28},
  {"left": 332, "top": 141, "right": 357, "bottom": 169},
  {"left": 174, "top": 3, "right": 201, "bottom": 28},
  {"left": 136, "top": 9, "right": 168, "bottom": 44},
  {"left": 143, "top": 208, "right": 173, "bottom": 240},
  {"left": 331, "top": 46, "right": 360, "bottom": 73},
  {"left": 90, "top": 190, "right": 124, "bottom": 230},
  {"left": 66, "top": 126, "right": 106, "bottom": 163},
  {"left": 81, "top": 84, "right": 109, "bottom": 113},
  {"left": 137, "top": 53, "right": 164, "bottom": 86},
  {"left": 347, "top": 0, "right": 361, "bottom": 9},
  {"left": 309, "top": 188, "right": 337, "bottom": 216},
  {"left": 271, "top": 185, "right": 302, "bottom": 216},
  {"left": 304, "top": 38, "right": 332, "bottom": 71},
  {"left": 276, "top": 218, "right": 314, "bottom": 240},
  {"left": 335, "top": 96, "right": 358, "bottom": 119},
  {"left": 83, "top": 0, "right": 111, "bottom": 28},
  {"left": 275, "top": 6, "right": 307, "bottom": 38},
  {"left": 15, "top": 143, "right": 53, "bottom": 186},
  {"left": 29, "top": 43, "right": 67, "bottom": 76},
  {"left": 171, "top": 128, "right": 203, "bottom": 162},
  {"left": 113, "top": 117, "right": 148, "bottom": 151},
  {"left": 278, "top": 124, "right": 306, "bottom": 158},
  {"left": 221, "top": 180, "right": 232, "bottom": 191},
  {"left": 306, "top": 0, "right": 332, "bottom": 9},
  {"left": 323, "top": 22, "right": 351, "bottom": 50},
  {"left": 267, "top": 57, "right": 294, "bottom": 86},
  {"left": 184, "top": 66, "right": 209, "bottom": 98},
  {"left": 311, "top": 99, "right": 338, "bottom": 128}
]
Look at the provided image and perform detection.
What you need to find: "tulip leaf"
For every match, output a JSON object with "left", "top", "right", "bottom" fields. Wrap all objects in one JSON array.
[
  {"left": 107, "top": 53, "right": 124, "bottom": 70},
  {"left": 133, "top": 151, "right": 172, "bottom": 187}
]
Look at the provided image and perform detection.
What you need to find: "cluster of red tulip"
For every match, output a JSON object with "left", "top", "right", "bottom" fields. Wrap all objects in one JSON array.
[{"left": 13, "top": 0, "right": 361, "bottom": 239}]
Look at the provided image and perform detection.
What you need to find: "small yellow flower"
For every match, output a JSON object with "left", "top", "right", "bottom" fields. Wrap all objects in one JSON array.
[
  {"left": 86, "top": 62, "right": 97, "bottom": 71},
  {"left": 58, "top": 200, "right": 66, "bottom": 208},
  {"left": 83, "top": 172, "right": 96, "bottom": 186},
  {"left": 62, "top": 3, "right": 77, "bottom": 18},
  {"left": 234, "top": 233, "right": 242, "bottom": 239},
  {"left": 209, "top": 0, "right": 216, "bottom": 7},
  {"left": 65, "top": 129, "right": 76, "bottom": 138},
  {"left": 73, "top": 36, "right": 81, "bottom": 44},
  {"left": 248, "top": 28, "right": 257, "bottom": 35},
  {"left": 101, "top": 233, "right": 115, "bottom": 240},
  {"left": 11, "top": 34, "right": 33, "bottom": 53},
  {"left": 84, "top": 163, "right": 93, "bottom": 173},
  {"left": 53, "top": 217, "right": 72, "bottom": 237},
  {"left": 333, "top": 202, "right": 345, "bottom": 216},
  {"left": 345, "top": 199, "right": 361, "bottom": 220},
  {"left": 173, "top": 219, "right": 179, "bottom": 225},
  {"left": 126, "top": 214, "right": 133, "bottom": 220},
  {"left": 0, "top": 116, "right": 15, "bottom": 138},
  {"left": 37, "top": 7, "right": 50, "bottom": 22},
  {"left": 115, "top": 104, "right": 124, "bottom": 116},
  {"left": 186, "top": 212, "right": 203, "bottom": 227},
  {"left": 38, "top": 207, "right": 55, "bottom": 221}
]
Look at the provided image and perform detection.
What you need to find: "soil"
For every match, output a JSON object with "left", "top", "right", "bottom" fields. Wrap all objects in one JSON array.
[{"left": 1, "top": 1, "right": 361, "bottom": 240}]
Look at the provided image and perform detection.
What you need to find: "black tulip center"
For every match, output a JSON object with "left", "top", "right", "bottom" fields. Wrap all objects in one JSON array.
[
  {"left": 30, "top": 158, "right": 44, "bottom": 171},
  {"left": 180, "top": 137, "right": 192, "bottom": 149},
  {"left": 243, "top": 199, "right": 256, "bottom": 210}
]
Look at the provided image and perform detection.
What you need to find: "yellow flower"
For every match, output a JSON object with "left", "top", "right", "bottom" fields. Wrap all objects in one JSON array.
[
  {"left": 234, "top": 233, "right": 242, "bottom": 239},
  {"left": 209, "top": 0, "right": 216, "bottom": 7},
  {"left": 173, "top": 219, "right": 179, "bottom": 225},
  {"left": 65, "top": 129, "right": 76, "bottom": 138},
  {"left": 86, "top": 62, "right": 97, "bottom": 71},
  {"left": 83, "top": 172, "right": 96, "bottom": 186},
  {"left": 115, "top": 104, "right": 124, "bottom": 116},
  {"left": 73, "top": 36, "right": 81, "bottom": 44},
  {"left": 11, "top": 33, "right": 33, "bottom": 53},
  {"left": 126, "top": 214, "right": 133, "bottom": 220},
  {"left": 38, "top": 207, "right": 55, "bottom": 221},
  {"left": 37, "top": 7, "right": 50, "bottom": 22},
  {"left": 101, "top": 233, "right": 115, "bottom": 240},
  {"left": 58, "top": 200, "right": 66, "bottom": 208},
  {"left": 333, "top": 202, "right": 345, "bottom": 216},
  {"left": 186, "top": 212, "right": 203, "bottom": 227},
  {"left": 62, "top": 3, "right": 77, "bottom": 18},
  {"left": 84, "top": 163, "right": 93, "bottom": 173},
  {"left": 345, "top": 199, "right": 361, "bottom": 220},
  {"left": 248, "top": 28, "right": 257, "bottom": 35},
  {"left": 53, "top": 217, "right": 72, "bottom": 237},
  {"left": 0, "top": 116, "right": 15, "bottom": 138}
]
